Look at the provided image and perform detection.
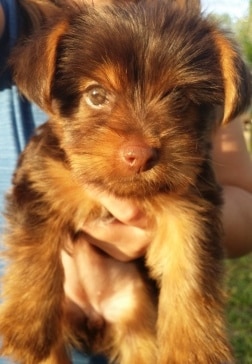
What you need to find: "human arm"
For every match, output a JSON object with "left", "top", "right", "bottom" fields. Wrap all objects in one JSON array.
[{"left": 213, "top": 117, "right": 252, "bottom": 258}]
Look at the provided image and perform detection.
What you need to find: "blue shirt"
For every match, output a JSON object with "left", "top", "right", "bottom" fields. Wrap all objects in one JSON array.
[
  {"left": 0, "top": 0, "right": 47, "bottom": 231},
  {"left": 0, "top": 1, "right": 106, "bottom": 363}
]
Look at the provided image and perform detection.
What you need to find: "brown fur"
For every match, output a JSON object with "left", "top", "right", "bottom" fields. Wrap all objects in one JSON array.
[{"left": 1, "top": 0, "right": 251, "bottom": 363}]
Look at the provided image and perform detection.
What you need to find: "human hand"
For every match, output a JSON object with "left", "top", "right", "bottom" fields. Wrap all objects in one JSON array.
[
  {"left": 81, "top": 188, "right": 152, "bottom": 262},
  {"left": 62, "top": 239, "right": 146, "bottom": 322},
  {"left": 62, "top": 188, "right": 152, "bottom": 322}
]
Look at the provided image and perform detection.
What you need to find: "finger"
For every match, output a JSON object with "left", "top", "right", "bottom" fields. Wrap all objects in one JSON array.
[
  {"left": 99, "top": 195, "right": 146, "bottom": 227},
  {"left": 83, "top": 221, "right": 151, "bottom": 261},
  {"left": 86, "top": 187, "right": 148, "bottom": 227}
]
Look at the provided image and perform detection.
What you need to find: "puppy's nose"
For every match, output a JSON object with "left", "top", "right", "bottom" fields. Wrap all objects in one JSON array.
[{"left": 120, "top": 144, "right": 159, "bottom": 173}]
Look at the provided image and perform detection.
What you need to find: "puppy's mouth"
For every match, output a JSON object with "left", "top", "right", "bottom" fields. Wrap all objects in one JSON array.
[
  {"left": 87, "top": 144, "right": 169, "bottom": 198},
  {"left": 106, "top": 176, "right": 169, "bottom": 198},
  {"left": 70, "top": 140, "right": 197, "bottom": 198},
  {"left": 80, "top": 164, "right": 179, "bottom": 199}
]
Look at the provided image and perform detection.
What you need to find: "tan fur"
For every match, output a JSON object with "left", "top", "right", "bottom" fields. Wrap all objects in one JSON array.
[{"left": 147, "top": 196, "right": 232, "bottom": 362}]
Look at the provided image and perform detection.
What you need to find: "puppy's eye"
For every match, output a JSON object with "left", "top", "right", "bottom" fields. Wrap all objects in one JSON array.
[{"left": 84, "top": 85, "right": 109, "bottom": 108}]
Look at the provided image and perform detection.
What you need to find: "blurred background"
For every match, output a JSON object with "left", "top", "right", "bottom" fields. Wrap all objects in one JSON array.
[
  {"left": 203, "top": 0, "right": 252, "bottom": 153},
  {"left": 203, "top": 2, "right": 252, "bottom": 363}
]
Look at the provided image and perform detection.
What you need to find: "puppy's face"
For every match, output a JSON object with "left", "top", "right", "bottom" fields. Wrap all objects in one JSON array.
[{"left": 11, "top": 1, "right": 251, "bottom": 198}]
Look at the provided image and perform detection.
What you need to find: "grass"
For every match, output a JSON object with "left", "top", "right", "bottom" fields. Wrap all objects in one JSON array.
[
  {"left": 225, "top": 255, "right": 252, "bottom": 363},
  {"left": 228, "top": 129, "right": 252, "bottom": 363}
]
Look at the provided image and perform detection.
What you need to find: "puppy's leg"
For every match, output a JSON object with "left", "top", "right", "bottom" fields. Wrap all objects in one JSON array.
[
  {"left": 108, "top": 284, "right": 157, "bottom": 364},
  {"left": 146, "top": 196, "right": 234, "bottom": 364},
  {"left": 0, "top": 219, "right": 67, "bottom": 364},
  {"left": 0, "top": 146, "right": 98, "bottom": 363}
]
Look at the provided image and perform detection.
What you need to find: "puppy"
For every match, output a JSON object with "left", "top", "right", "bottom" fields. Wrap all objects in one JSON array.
[{"left": 0, "top": 0, "right": 251, "bottom": 363}]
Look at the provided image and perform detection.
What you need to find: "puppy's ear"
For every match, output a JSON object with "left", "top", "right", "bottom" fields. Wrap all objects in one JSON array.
[
  {"left": 9, "top": 20, "right": 69, "bottom": 115},
  {"left": 213, "top": 30, "right": 252, "bottom": 124}
]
